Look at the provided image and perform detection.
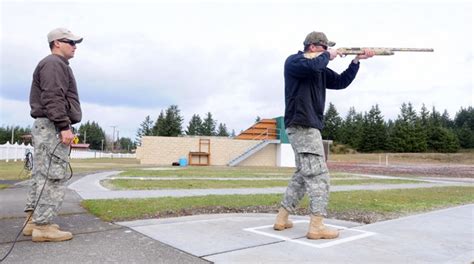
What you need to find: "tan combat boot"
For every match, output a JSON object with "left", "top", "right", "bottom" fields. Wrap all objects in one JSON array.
[
  {"left": 32, "top": 224, "right": 73, "bottom": 242},
  {"left": 22, "top": 212, "right": 59, "bottom": 236},
  {"left": 306, "top": 215, "right": 339, "bottom": 239},
  {"left": 273, "top": 207, "right": 294, "bottom": 231}
]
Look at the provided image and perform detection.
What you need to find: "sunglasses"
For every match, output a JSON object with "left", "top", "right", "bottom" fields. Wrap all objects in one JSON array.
[
  {"left": 314, "top": 44, "right": 328, "bottom": 50},
  {"left": 57, "top": 39, "right": 77, "bottom": 46}
]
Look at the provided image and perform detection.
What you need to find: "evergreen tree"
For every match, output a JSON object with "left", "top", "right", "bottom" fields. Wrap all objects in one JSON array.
[
  {"left": 136, "top": 115, "right": 154, "bottom": 145},
  {"left": 454, "top": 106, "right": 474, "bottom": 148},
  {"left": 339, "top": 107, "right": 364, "bottom": 149},
  {"left": 155, "top": 105, "right": 183, "bottom": 136},
  {"left": 186, "top": 114, "right": 203, "bottom": 135},
  {"left": 428, "top": 126, "right": 460, "bottom": 152},
  {"left": 440, "top": 110, "right": 454, "bottom": 128},
  {"left": 0, "top": 125, "right": 31, "bottom": 144},
  {"left": 322, "top": 102, "right": 342, "bottom": 141},
  {"left": 425, "top": 106, "right": 460, "bottom": 152},
  {"left": 230, "top": 129, "right": 236, "bottom": 138},
  {"left": 359, "top": 105, "right": 387, "bottom": 152},
  {"left": 201, "top": 112, "right": 217, "bottom": 136},
  {"left": 216, "top": 123, "right": 230, "bottom": 137},
  {"left": 118, "top": 137, "right": 135, "bottom": 152},
  {"left": 429, "top": 106, "right": 442, "bottom": 127},
  {"left": 78, "top": 121, "right": 106, "bottom": 150},
  {"left": 388, "top": 102, "right": 427, "bottom": 152},
  {"left": 165, "top": 105, "right": 183, "bottom": 136},
  {"left": 153, "top": 111, "right": 166, "bottom": 136},
  {"left": 419, "top": 104, "right": 430, "bottom": 127}
]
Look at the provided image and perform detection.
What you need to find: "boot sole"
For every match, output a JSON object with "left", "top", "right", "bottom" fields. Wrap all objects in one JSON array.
[
  {"left": 306, "top": 233, "right": 339, "bottom": 240},
  {"left": 273, "top": 223, "right": 293, "bottom": 231},
  {"left": 32, "top": 236, "right": 73, "bottom": 242}
]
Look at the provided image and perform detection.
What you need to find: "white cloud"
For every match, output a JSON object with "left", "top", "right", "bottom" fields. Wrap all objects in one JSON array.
[{"left": 1, "top": 1, "right": 472, "bottom": 139}]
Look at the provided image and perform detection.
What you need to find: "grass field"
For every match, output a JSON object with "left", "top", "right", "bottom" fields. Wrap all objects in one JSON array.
[
  {"left": 120, "top": 166, "right": 295, "bottom": 178},
  {"left": 82, "top": 186, "right": 474, "bottom": 222},
  {"left": 104, "top": 178, "right": 423, "bottom": 190},
  {"left": 0, "top": 184, "right": 9, "bottom": 189}
]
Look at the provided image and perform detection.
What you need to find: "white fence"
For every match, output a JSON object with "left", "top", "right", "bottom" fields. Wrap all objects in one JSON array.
[{"left": 0, "top": 142, "right": 135, "bottom": 162}]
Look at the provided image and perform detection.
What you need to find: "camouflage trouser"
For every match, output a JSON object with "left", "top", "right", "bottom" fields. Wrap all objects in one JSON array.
[
  {"left": 25, "top": 118, "right": 70, "bottom": 225},
  {"left": 281, "top": 126, "right": 330, "bottom": 216}
]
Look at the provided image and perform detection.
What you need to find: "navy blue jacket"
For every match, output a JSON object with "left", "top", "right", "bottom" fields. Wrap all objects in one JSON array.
[{"left": 284, "top": 51, "right": 359, "bottom": 130}]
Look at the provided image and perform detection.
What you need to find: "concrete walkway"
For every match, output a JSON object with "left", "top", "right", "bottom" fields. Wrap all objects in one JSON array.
[
  {"left": 118, "top": 205, "right": 474, "bottom": 263},
  {"left": 0, "top": 174, "right": 209, "bottom": 264},
  {"left": 68, "top": 171, "right": 471, "bottom": 200}
]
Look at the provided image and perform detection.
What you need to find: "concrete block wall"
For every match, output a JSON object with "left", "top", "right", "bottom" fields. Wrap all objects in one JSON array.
[
  {"left": 239, "top": 144, "right": 277, "bottom": 167},
  {"left": 136, "top": 136, "right": 277, "bottom": 166}
]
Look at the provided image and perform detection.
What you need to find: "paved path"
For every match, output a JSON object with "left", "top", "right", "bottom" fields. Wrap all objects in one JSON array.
[
  {"left": 0, "top": 174, "right": 209, "bottom": 264},
  {"left": 69, "top": 171, "right": 472, "bottom": 200},
  {"left": 118, "top": 205, "right": 474, "bottom": 263}
]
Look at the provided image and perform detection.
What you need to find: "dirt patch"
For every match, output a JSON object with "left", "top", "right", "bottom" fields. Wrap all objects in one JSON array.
[
  {"left": 136, "top": 205, "right": 401, "bottom": 224},
  {"left": 328, "top": 162, "right": 474, "bottom": 178}
]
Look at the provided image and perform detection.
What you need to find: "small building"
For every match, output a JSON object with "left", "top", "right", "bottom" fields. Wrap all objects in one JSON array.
[
  {"left": 71, "top": 143, "right": 90, "bottom": 151},
  {"left": 136, "top": 117, "right": 331, "bottom": 167}
]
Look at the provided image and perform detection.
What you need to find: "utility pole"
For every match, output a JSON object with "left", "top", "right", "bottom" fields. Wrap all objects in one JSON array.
[
  {"left": 110, "top": 125, "right": 117, "bottom": 152},
  {"left": 116, "top": 130, "right": 120, "bottom": 150},
  {"left": 11, "top": 127, "right": 14, "bottom": 144},
  {"left": 84, "top": 130, "right": 87, "bottom": 144}
]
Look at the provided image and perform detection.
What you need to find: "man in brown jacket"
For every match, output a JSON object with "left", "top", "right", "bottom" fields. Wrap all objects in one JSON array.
[{"left": 23, "top": 28, "right": 83, "bottom": 242}]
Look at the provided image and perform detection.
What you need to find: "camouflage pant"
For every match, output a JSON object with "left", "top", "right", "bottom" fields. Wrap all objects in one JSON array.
[
  {"left": 25, "top": 118, "right": 70, "bottom": 225},
  {"left": 281, "top": 126, "right": 330, "bottom": 216}
]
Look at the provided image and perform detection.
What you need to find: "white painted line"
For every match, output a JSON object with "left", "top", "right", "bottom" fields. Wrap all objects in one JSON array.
[{"left": 243, "top": 220, "right": 376, "bottom": 249}]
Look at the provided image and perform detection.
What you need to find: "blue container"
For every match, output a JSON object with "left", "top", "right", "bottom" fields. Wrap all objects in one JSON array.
[{"left": 179, "top": 157, "right": 188, "bottom": 167}]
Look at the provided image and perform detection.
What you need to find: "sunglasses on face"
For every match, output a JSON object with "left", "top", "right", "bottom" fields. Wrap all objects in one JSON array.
[
  {"left": 315, "top": 44, "right": 328, "bottom": 50},
  {"left": 57, "top": 39, "right": 77, "bottom": 46}
]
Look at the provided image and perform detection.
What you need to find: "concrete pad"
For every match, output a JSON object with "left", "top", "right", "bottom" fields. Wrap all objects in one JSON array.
[
  {"left": 118, "top": 205, "right": 474, "bottom": 263},
  {"left": 1, "top": 228, "right": 209, "bottom": 264},
  {"left": 0, "top": 213, "right": 120, "bottom": 244},
  {"left": 117, "top": 213, "right": 363, "bottom": 258},
  {"left": 0, "top": 186, "right": 86, "bottom": 218}
]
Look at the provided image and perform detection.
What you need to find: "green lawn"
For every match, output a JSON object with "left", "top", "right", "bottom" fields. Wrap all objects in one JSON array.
[
  {"left": 82, "top": 186, "right": 474, "bottom": 222},
  {"left": 120, "top": 166, "right": 295, "bottom": 178},
  {"left": 0, "top": 184, "right": 9, "bottom": 189},
  {"left": 0, "top": 161, "right": 30, "bottom": 181},
  {"left": 104, "top": 178, "right": 423, "bottom": 190}
]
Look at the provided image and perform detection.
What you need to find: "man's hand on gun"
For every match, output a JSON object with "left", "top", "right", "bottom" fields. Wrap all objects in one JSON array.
[{"left": 328, "top": 48, "right": 375, "bottom": 62}]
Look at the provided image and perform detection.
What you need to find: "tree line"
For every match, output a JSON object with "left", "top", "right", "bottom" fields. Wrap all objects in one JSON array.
[
  {"left": 0, "top": 122, "right": 135, "bottom": 152},
  {"left": 135, "top": 105, "right": 233, "bottom": 145},
  {"left": 322, "top": 102, "right": 473, "bottom": 153},
  {"left": 1, "top": 103, "right": 471, "bottom": 153}
]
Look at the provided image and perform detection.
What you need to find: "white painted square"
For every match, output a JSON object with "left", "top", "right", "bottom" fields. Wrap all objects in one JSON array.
[{"left": 243, "top": 220, "right": 376, "bottom": 249}]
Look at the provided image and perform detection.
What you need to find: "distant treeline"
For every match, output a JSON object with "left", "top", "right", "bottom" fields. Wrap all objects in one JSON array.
[
  {"left": 322, "top": 103, "right": 473, "bottom": 153},
  {"left": 135, "top": 105, "right": 232, "bottom": 146},
  {"left": 2, "top": 103, "right": 472, "bottom": 153}
]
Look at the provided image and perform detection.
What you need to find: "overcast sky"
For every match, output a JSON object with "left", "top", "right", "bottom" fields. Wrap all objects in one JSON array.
[{"left": 1, "top": 0, "right": 472, "bottom": 140}]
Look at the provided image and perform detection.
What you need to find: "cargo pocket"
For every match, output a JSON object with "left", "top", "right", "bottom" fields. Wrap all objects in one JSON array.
[
  {"left": 299, "top": 153, "right": 328, "bottom": 177},
  {"left": 44, "top": 144, "right": 69, "bottom": 180}
]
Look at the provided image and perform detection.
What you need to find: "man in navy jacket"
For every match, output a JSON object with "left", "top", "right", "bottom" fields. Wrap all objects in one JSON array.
[{"left": 274, "top": 31, "right": 374, "bottom": 239}]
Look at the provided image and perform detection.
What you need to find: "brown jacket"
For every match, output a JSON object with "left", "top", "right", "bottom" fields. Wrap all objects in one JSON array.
[{"left": 30, "top": 54, "right": 82, "bottom": 131}]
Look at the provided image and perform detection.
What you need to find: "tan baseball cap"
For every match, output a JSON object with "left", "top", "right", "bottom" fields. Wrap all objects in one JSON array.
[
  {"left": 303, "top": 31, "right": 335, "bottom": 47},
  {"left": 47, "top": 28, "right": 83, "bottom": 43}
]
